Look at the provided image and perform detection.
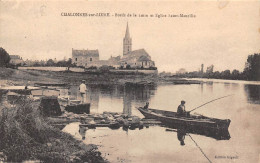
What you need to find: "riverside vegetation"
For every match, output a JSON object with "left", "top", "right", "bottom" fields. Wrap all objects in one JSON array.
[
  {"left": 0, "top": 67, "right": 200, "bottom": 86},
  {"left": 0, "top": 67, "right": 198, "bottom": 162},
  {"left": 0, "top": 98, "right": 107, "bottom": 162}
]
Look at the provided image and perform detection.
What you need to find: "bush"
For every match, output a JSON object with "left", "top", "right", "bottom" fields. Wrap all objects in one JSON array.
[
  {"left": 0, "top": 98, "right": 106, "bottom": 162},
  {"left": 0, "top": 98, "right": 51, "bottom": 161},
  {"left": 0, "top": 48, "right": 11, "bottom": 67},
  {"left": 126, "top": 65, "right": 131, "bottom": 69},
  {"left": 5, "top": 63, "right": 19, "bottom": 69},
  {"left": 99, "top": 65, "right": 115, "bottom": 72},
  {"left": 86, "top": 66, "right": 97, "bottom": 70}
]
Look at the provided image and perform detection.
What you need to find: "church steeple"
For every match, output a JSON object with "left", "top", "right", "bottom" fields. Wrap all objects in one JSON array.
[
  {"left": 125, "top": 22, "right": 130, "bottom": 38},
  {"left": 123, "top": 22, "right": 132, "bottom": 55}
]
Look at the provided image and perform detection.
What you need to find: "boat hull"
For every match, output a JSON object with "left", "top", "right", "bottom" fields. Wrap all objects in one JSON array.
[
  {"left": 138, "top": 107, "right": 231, "bottom": 131},
  {"left": 65, "top": 103, "right": 90, "bottom": 114}
]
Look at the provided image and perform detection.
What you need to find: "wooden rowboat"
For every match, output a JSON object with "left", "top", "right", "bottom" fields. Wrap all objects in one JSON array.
[
  {"left": 65, "top": 103, "right": 90, "bottom": 114},
  {"left": 138, "top": 107, "right": 231, "bottom": 131}
]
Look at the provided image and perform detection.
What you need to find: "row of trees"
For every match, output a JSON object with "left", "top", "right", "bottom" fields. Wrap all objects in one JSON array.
[
  {"left": 31, "top": 58, "right": 74, "bottom": 67},
  {"left": 176, "top": 53, "right": 260, "bottom": 81},
  {"left": 178, "top": 69, "right": 244, "bottom": 80},
  {"left": 0, "top": 47, "right": 75, "bottom": 68},
  {"left": 1, "top": 47, "right": 259, "bottom": 80}
]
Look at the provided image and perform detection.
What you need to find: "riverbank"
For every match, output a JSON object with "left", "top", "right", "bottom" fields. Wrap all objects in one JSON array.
[
  {"left": 0, "top": 67, "right": 60, "bottom": 86},
  {"left": 186, "top": 77, "right": 260, "bottom": 85},
  {"left": 0, "top": 67, "right": 201, "bottom": 86},
  {"left": 0, "top": 98, "right": 107, "bottom": 162}
]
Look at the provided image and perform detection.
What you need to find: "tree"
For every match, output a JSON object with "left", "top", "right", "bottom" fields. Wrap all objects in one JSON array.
[
  {"left": 243, "top": 54, "right": 260, "bottom": 81},
  {"left": 56, "top": 60, "right": 66, "bottom": 67},
  {"left": 46, "top": 59, "right": 55, "bottom": 66},
  {"left": 99, "top": 65, "right": 110, "bottom": 72},
  {"left": 126, "top": 64, "right": 131, "bottom": 69},
  {"left": 221, "top": 70, "right": 231, "bottom": 79},
  {"left": 0, "top": 47, "right": 11, "bottom": 67},
  {"left": 33, "top": 61, "right": 41, "bottom": 67},
  {"left": 231, "top": 69, "right": 240, "bottom": 80},
  {"left": 213, "top": 71, "right": 221, "bottom": 79},
  {"left": 65, "top": 58, "right": 73, "bottom": 67}
]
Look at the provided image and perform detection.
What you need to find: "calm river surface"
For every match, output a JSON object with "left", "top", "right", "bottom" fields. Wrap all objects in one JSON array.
[{"left": 62, "top": 80, "right": 260, "bottom": 163}]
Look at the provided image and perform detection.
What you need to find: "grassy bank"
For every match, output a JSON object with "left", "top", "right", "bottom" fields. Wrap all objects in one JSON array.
[
  {"left": 0, "top": 67, "right": 201, "bottom": 86},
  {"left": 0, "top": 67, "right": 59, "bottom": 86},
  {"left": 0, "top": 98, "right": 106, "bottom": 162}
]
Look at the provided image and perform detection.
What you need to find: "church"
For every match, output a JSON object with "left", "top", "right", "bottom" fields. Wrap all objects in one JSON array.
[
  {"left": 72, "top": 23, "right": 156, "bottom": 69},
  {"left": 120, "top": 23, "right": 155, "bottom": 69}
]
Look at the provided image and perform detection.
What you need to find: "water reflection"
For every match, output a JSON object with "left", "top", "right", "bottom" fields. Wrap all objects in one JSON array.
[
  {"left": 65, "top": 84, "right": 157, "bottom": 116},
  {"left": 224, "top": 82, "right": 231, "bottom": 89},
  {"left": 205, "top": 82, "right": 213, "bottom": 93},
  {"left": 122, "top": 85, "right": 156, "bottom": 115},
  {"left": 244, "top": 84, "right": 260, "bottom": 104},
  {"left": 177, "top": 129, "right": 186, "bottom": 146},
  {"left": 123, "top": 88, "right": 132, "bottom": 115},
  {"left": 1, "top": 80, "right": 258, "bottom": 163},
  {"left": 165, "top": 125, "right": 230, "bottom": 141},
  {"left": 79, "top": 126, "right": 87, "bottom": 140}
]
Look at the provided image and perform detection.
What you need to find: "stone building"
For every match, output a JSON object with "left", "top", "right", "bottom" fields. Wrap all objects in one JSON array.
[
  {"left": 71, "top": 23, "right": 156, "bottom": 69},
  {"left": 10, "top": 55, "right": 24, "bottom": 65},
  {"left": 71, "top": 49, "right": 99, "bottom": 67},
  {"left": 120, "top": 23, "right": 155, "bottom": 69},
  {"left": 120, "top": 49, "right": 155, "bottom": 68}
]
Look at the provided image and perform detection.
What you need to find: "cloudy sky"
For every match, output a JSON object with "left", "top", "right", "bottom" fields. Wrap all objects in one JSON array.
[{"left": 0, "top": 0, "right": 259, "bottom": 72}]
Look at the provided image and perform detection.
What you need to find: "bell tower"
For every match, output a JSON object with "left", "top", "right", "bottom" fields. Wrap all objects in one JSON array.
[{"left": 123, "top": 22, "right": 132, "bottom": 55}]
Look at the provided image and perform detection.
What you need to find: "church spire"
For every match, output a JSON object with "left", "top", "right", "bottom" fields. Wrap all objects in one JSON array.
[
  {"left": 125, "top": 22, "right": 130, "bottom": 38},
  {"left": 123, "top": 22, "right": 132, "bottom": 55}
]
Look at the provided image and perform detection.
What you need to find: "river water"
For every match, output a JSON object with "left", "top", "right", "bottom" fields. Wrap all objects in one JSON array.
[{"left": 62, "top": 80, "right": 260, "bottom": 163}]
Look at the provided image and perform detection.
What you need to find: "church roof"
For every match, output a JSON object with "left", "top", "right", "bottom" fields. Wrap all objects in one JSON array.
[
  {"left": 138, "top": 55, "right": 151, "bottom": 61},
  {"left": 121, "top": 49, "right": 152, "bottom": 62},
  {"left": 124, "top": 49, "right": 149, "bottom": 58},
  {"left": 72, "top": 49, "right": 99, "bottom": 57}
]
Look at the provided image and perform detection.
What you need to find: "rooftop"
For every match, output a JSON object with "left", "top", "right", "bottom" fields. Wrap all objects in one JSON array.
[
  {"left": 72, "top": 49, "right": 99, "bottom": 57},
  {"left": 10, "top": 55, "right": 22, "bottom": 59},
  {"left": 124, "top": 49, "right": 149, "bottom": 58}
]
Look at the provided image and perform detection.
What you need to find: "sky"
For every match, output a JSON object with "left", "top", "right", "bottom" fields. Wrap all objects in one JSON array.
[{"left": 0, "top": 0, "right": 259, "bottom": 73}]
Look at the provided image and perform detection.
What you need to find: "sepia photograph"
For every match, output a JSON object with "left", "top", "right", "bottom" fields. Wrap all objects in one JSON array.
[{"left": 0, "top": 0, "right": 259, "bottom": 162}]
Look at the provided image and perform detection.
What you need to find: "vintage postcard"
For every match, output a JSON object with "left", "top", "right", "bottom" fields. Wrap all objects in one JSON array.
[{"left": 0, "top": 0, "right": 259, "bottom": 163}]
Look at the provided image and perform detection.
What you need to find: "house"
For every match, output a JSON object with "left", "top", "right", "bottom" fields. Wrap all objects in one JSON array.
[
  {"left": 71, "top": 49, "right": 99, "bottom": 67},
  {"left": 10, "top": 55, "right": 24, "bottom": 65}
]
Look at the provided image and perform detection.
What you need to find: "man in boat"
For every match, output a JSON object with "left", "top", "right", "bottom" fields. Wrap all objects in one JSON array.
[
  {"left": 79, "top": 80, "right": 87, "bottom": 103},
  {"left": 177, "top": 100, "right": 186, "bottom": 116},
  {"left": 143, "top": 102, "right": 149, "bottom": 110}
]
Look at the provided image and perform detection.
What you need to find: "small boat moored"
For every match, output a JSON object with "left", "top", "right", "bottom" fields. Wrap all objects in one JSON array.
[
  {"left": 65, "top": 103, "right": 91, "bottom": 114},
  {"left": 138, "top": 107, "right": 231, "bottom": 131}
]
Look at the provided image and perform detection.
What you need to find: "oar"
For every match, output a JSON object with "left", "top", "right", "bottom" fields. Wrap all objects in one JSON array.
[{"left": 189, "top": 94, "right": 234, "bottom": 113}]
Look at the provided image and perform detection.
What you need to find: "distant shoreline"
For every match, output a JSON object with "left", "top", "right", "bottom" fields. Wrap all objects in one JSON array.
[
  {"left": 1, "top": 67, "right": 259, "bottom": 87},
  {"left": 0, "top": 67, "right": 201, "bottom": 86},
  {"left": 186, "top": 78, "right": 260, "bottom": 85}
]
